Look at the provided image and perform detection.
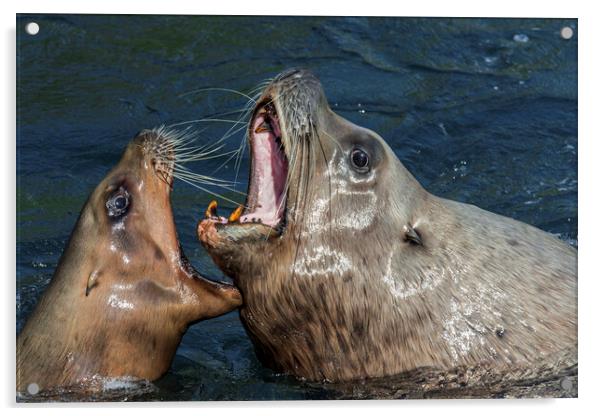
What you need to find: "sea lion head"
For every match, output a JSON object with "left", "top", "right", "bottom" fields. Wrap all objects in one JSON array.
[
  {"left": 197, "top": 69, "right": 433, "bottom": 381},
  {"left": 199, "top": 68, "right": 425, "bottom": 256},
  {"left": 17, "top": 128, "right": 241, "bottom": 392},
  {"left": 75, "top": 128, "right": 241, "bottom": 317}
]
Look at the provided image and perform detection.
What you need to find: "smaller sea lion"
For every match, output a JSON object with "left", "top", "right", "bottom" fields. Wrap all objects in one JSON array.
[{"left": 17, "top": 129, "right": 241, "bottom": 394}]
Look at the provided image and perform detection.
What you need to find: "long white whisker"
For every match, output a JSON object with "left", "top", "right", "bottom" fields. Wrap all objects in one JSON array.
[
  {"left": 175, "top": 176, "right": 246, "bottom": 207},
  {"left": 175, "top": 142, "right": 228, "bottom": 158},
  {"left": 233, "top": 88, "right": 266, "bottom": 182},
  {"left": 173, "top": 165, "right": 239, "bottom": 185},
  {"left": 176, "top": 150, "right": 239, "bottom": 163},
  {"left": 179, "top": 87, "right": 257, "bottom": 103},
  {"left": 167, "top": 118, "right": 247, "bottom": 129}
]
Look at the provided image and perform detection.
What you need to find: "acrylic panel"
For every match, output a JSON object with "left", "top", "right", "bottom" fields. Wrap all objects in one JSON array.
[{"left": 16, "top": 14, "right": 577, "bottom": 401}]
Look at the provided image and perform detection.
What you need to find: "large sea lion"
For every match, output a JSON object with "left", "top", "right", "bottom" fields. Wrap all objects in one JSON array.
[
  {"left": 197, "top": 69, "right": 577, "bottom": 383},
  {"left": 17, "top": 129, "right": 242, "bottom": 394}
]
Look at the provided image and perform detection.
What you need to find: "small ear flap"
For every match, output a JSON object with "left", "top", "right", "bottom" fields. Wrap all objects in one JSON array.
[
  {"left": 403, "top": 224, "right": 423, "bottom": 246},
  {"left": 85, "top": 270, "right": 100, "bottom": 296}
]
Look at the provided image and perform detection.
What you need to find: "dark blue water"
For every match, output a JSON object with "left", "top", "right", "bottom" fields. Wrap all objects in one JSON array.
[{"left": 16, "top": 15, "right": 577, "bottom": 401}]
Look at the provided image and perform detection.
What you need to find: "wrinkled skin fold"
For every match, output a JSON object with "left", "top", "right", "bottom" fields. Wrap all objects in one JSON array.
[
  {"left": 17, "top": 130, "right": 241, "bottom": 393},
  {"left": 198, "top": 69, "right": 577, "bottom": 383}
]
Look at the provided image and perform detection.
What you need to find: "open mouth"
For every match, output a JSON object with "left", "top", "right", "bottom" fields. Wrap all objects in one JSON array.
[{"left": 205, "top": 100, "right": 289, "bottom": 231}]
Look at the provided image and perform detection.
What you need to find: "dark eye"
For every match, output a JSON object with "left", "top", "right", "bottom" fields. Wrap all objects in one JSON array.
[
  {"left": 106, "top": 188, "right": 130, "bottom": 218},
  {"left": 350, "top": 148, "right": 369, "bottom": 171}
]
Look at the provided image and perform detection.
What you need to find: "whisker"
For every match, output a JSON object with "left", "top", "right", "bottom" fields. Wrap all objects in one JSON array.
[
  {"left": 289, "top": 133, "right": 312, "bottom": 271},
  {"left": 247, "top": 78, "right": 273, "bottom": 95},
  {"left": 173, "top": 169, "right": 240, "bottom": 188},
  {"left": 209, "top": 90, "right": 260, "bottom": 175},
  {"left": 174, "top": 176, "right": 247, "bottom": 207},
  {"left": 233, "top": 90, "right": 265, "bottom": 182},
  {"left": 200, "top": 108, "right": 255, "bottom": 120},
  {"left": 175, "top": 142, "right": 228, "bottom": 159},
  {"left": 214, "top": 98, "right": 260, "bottom": 177},
  {"left": 320, "top": 129, "right": 344, "bottom": 152},
  {"left": 176, "top": 151, "right": 240, "bottom": 163},
  {"left": 173, "top": 175, "right": 246, "bottom": 197},
  {"left": 150, "top": 125, "right": 249, "bottom": 198},
  {"left": 167, "top": 118, "right": 247, "bottom": 129},
  {"left": 316, "top": 129, "right": 334, "bottom": 238},
  {"left": 211, "top": 146, "right": 245, "bottom": 176},
  {"left": 173, "top": 179, "right": 238, "bottom": 191},
  {"left": 179, "top": 87, "right": 257, "bottom": 103}
]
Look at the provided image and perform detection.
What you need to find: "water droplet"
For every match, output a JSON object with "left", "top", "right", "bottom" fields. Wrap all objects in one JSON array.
[
  {"left": 483, "top": 56, "right": 498, "bottom": 66},
  {"left": 438, "top": 123, "right": 449, "bottom": 136},
  {"left": 513, "top": 33, "right": 529, "bottom": 43}
]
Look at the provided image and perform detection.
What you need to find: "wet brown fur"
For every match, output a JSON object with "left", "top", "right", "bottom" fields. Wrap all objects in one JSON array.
[
  {"left": 198, "top": 69, "right": 577, "bottom": 382},
  {"left": 17, "top": 131, "right": 241, "bottom": 393}
]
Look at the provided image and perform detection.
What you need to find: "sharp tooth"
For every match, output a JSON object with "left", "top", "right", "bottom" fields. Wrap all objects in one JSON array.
[
  {"left": 254, "top": 122, "right": 271, "bottom": 134},
  {"left": 205, "top": 200, "right": 218, "bottom": 219},
  {"left": 228, "top": 205, "right": 243, "bottom": 223}
]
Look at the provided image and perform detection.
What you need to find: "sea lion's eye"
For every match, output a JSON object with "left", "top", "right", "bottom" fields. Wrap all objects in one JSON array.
[
  {"left": 350, "top": 148, "right": 370, "bottom": 172},
  {"left": 106, "top": 188, "right": 130, "bottom": 218}
]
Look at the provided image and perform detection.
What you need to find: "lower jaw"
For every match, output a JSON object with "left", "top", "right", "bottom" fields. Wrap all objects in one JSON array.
[
  {"left": 238, "top": 208, "right": 284, "bottom": 229},
  {"left": 198, "top": 218, "right": 282, "bottom": 250},
  {"left": 202, "top": 198, "right": 285, "bottom": 239}
]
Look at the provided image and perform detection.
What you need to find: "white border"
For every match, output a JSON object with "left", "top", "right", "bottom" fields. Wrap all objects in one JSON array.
[
  {"left": 2, "top": 1, "right": 600, "bottom": 415},
  {"left": 1, "top": 0, "right": 584, "bottom": 17}
]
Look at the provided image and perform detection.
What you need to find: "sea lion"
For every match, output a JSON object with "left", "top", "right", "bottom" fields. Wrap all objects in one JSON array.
[
  {"left": 197, "top": 69, "right": 577, "bottom": 383},
  {"left": 17, "top": 129, "right": 242, "bottom": 394}
]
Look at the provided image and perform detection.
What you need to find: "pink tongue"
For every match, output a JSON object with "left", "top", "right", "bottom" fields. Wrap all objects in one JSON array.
[{"left": 240, "top": 115, "right": 287, "bottom": 227}]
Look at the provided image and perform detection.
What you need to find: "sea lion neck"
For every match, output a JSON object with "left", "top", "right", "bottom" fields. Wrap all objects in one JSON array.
[{"left": 17, "top": 129, "right": 242, "bottom": 393}]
